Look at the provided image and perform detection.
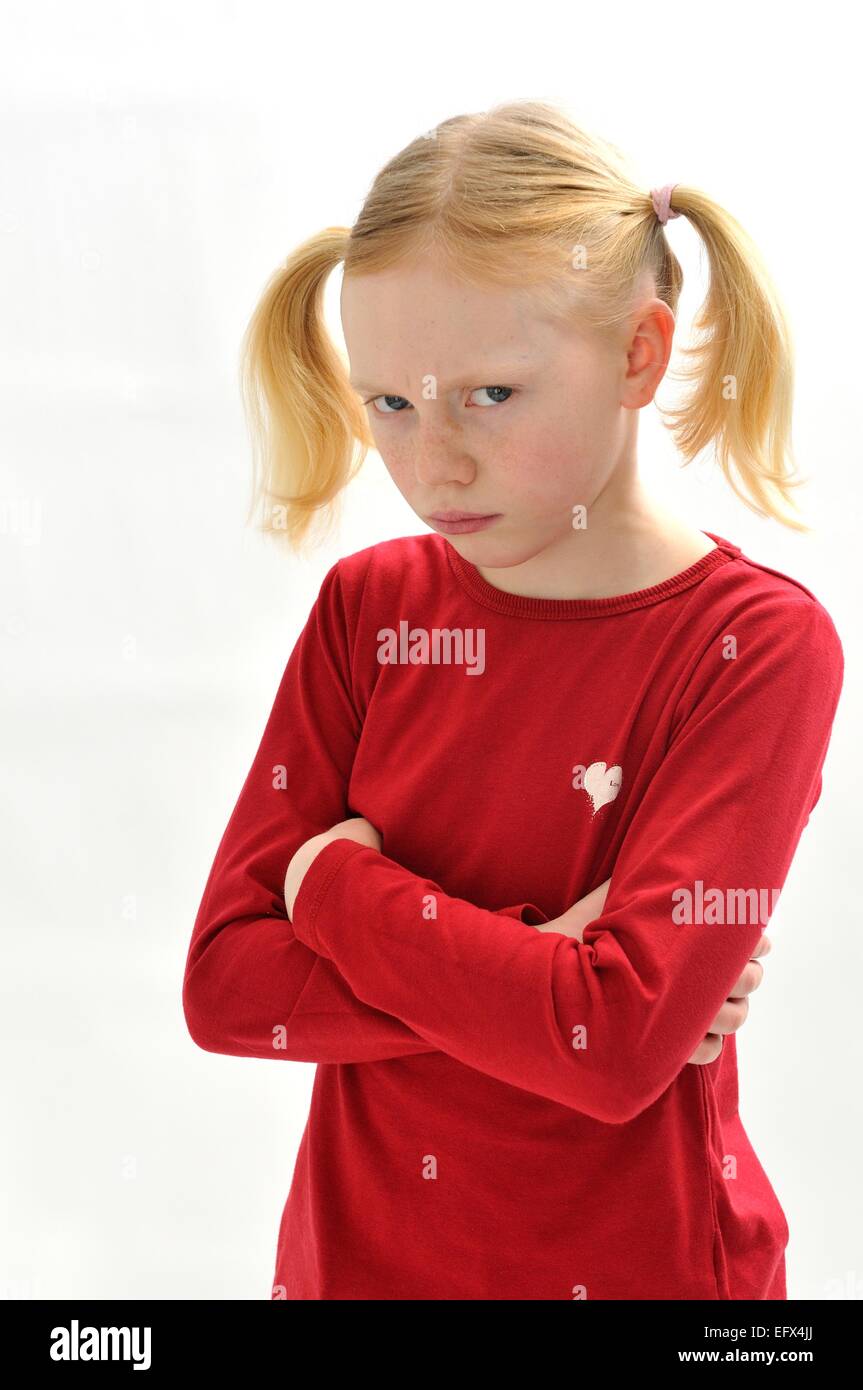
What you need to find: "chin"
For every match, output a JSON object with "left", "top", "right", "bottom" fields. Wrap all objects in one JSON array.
[{"left": 452, "top": 535, "right": 536, "bottom": 570}]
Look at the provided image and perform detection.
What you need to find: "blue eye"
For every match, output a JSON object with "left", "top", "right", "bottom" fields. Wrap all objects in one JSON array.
[
  {"left": 367, "top": 395, "right": 411, "bottom": 414},
  {"left": 364, "top": 386, "right": 515, "bottom": 413},
  {"left": 470, "top": 386, "right": 514, "bottom": 407}
]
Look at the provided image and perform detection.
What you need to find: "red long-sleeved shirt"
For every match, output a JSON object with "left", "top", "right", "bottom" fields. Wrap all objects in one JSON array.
[{"left": 183, "top": 530, "right": 843, "bottom": 1300}]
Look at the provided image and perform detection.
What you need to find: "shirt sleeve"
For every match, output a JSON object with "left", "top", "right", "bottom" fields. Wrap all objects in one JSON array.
[
  {"left": 289, "top": 593, "right": 844, "bottom": 1120},
  {"left": 182, "top": 558, "right": 544, "bottom": 1065}
]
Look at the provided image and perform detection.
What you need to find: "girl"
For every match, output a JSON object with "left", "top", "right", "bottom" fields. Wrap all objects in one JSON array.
[{"left": 183, "top": 100, "right": 843, "bottom": 1300}]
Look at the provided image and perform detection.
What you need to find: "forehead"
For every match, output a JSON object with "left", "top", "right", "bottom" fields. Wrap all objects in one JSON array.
[{"left": 340, "top": 259, "right": 581, "bottom": 380}]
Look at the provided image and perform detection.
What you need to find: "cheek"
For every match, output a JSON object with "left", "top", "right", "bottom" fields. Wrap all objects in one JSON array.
[
  {"left": 367, "top": 422, "right": 397, "bottom": 465},
  {"left": 375, "top": 439, "right": 416, "bottom": 492},
  {"left": 494, "top": 430, "right": 594, "bottom": 508}
]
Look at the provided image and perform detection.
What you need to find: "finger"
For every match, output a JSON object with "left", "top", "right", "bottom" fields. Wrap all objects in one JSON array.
[
  {"left": 750, "top": 932, "right": 772, "bottom": 960},
  {"left": 728, "top": 958, "right": 764, "bottom": 999},
  {"left": 707, "top": 997, "right": 749, "bottom": 1036},
  {"left": 687, "top": 1033, "right": 724, "bottom": 1065}
]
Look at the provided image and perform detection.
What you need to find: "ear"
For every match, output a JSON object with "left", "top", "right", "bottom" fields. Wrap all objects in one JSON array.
[{"left": 622, "top": 297, "right": 676, "bottom": 410}]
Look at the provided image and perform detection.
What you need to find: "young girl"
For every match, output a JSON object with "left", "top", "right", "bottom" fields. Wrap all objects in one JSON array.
[{"left": 183, "top": 100, "right": 843, "bottom": 1300}]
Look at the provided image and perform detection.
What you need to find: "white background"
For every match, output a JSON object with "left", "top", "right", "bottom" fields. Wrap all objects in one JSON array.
[{"left": 1, "top": 0, "right": 859, "bottom": 1300}]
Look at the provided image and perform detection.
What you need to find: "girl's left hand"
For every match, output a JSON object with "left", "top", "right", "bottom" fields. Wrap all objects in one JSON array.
[
  {"left": 538, "top": 878, "right": 772, "bottom": 1067},
  {"left": 284, "top": 816, "right": 382, "bottom": 920},
  {"left": 685, "top": 931, "right": 771, "bottom": 1065}
]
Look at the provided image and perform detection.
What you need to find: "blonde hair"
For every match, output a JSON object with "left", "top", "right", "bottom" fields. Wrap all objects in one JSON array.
[{"left": 240, "top": 99, "right": 808, "bottom": 551}]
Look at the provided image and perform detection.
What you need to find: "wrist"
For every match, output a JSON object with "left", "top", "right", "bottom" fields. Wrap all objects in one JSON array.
[
  {"left": 538, "top": 911, "right": 586, "bottom": 942},
  {"left": 284, "top": 834, "right": 329, "bottom": 919}
]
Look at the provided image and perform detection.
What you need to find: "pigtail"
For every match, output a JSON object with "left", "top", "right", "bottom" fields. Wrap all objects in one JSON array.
[
  {"left": 239, "top": 227, "right": 374, "bottom": 553},
  {"left": 652, "top": 188, "right": 808, "bottom": 531}
]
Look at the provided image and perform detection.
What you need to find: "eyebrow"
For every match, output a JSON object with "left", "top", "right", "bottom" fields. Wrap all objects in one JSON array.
[{"left": 349, "top": 364, "right": 536, "bottom": 394}]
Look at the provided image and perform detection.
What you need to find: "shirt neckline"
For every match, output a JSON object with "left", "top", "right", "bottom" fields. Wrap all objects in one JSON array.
[{"left": 443, "top": 530, "right": 741, "bottom": 620}]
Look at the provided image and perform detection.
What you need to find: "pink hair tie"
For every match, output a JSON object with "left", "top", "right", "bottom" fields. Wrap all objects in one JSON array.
[{"left": 650, "top": 184, "right": 681, "bottom": 226}]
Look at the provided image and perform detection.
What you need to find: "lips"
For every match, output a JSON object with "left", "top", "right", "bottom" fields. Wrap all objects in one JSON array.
[
  {"left": 427, "top": 513, "right": 501, "bottom": 535},
  {"left": 429, "top": 511, "right": 496, "bottom": 522}
]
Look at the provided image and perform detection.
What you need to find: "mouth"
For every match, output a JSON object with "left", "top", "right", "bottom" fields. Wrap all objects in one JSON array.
[{"left": 427, "top": 511, "right": 502, "bottom": 535}]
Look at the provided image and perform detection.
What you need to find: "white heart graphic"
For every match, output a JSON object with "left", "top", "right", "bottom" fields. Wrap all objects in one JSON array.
[{"left": 583, "top": 761, "right": 623, "bottom": 816}]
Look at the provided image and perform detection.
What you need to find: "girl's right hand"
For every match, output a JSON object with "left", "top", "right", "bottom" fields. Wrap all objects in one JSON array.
[
  {"left": 535, "top": 878, "right": 771, "bottom": 1067},
  {"left": 536, "top": 877, "right": 612, "bottom": 942}
]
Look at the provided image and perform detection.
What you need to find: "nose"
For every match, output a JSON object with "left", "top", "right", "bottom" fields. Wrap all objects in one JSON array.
[{"left": 412, "top": 423, "right": 477, "bottom": 487}]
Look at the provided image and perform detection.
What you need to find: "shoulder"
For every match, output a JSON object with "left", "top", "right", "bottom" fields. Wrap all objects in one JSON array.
[
  {"left": 669, "top": 540, "right": 844, "bottom": 739},
  {"left": 328, "top": 531, "right": 448, "bottom": 613},
  {"left": 313, "top": 534, "right": 447, "bottom": 714},
  {"left": 696, "top": 539, "right": 843, "bottom": 672}
]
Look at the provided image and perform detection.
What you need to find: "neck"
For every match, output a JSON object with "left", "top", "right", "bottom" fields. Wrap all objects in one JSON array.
[{"left": 474, "top": 475, "right": 716, "bottom": 602}]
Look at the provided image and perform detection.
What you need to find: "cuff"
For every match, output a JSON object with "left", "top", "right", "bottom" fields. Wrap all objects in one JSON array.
[
  {"left": 290, "top": 837, "right": 370, "bottom": 954},
  {"left": 291, "top": 838, "right": 552, "bottom": 952},
  {"left": 495, "top": 901, "right": 550, "bottom": 926}
]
